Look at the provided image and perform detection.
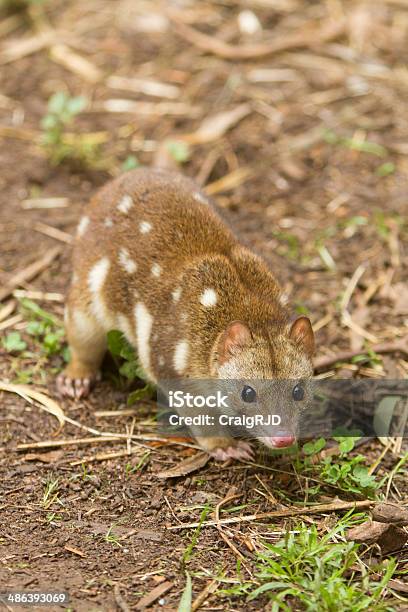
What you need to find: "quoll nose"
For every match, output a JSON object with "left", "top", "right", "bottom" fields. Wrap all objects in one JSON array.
[{"left": 262, "top": 435, "right": 296, "bottom": 448}]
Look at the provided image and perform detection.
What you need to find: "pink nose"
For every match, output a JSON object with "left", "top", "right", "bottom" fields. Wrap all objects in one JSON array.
[{"left": 263, "top": 435, "right": 295, "bottom": 448}]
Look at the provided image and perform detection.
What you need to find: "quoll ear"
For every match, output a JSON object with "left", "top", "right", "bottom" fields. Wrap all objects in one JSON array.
[
  {"left": 289, "top": 316, "right": 315, "bottom": 357},
  {"left": 218, "top": 321, "right": 252, "bottom": 365}
]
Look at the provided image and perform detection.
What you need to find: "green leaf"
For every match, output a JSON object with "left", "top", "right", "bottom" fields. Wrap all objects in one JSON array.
[
  {"left": 303, "top": 438, "right": 326, "bottom": 456},
  {"left": 376, "top": 162, "right": 396, "bottom": 177},
  {"left": 2, "top": 332, "right": 27, "bottom": 352},
  {"left": 127, "top": 385, "right": 153, "bottom": 405},
  {"left": 338, "top": 438, "right": 356, "bottom": 455},
  {"left": 106, "top": 330, "right": 125, "bottom": 357},
  {"left": 121, "top": 155, "right": 140, "bottom": 171},
  {"left": 178, "top": 572, "right": 192, "bottom": 612},
  {"left": 66, "top": 95, "right": 87, "bottom": 116},
  {"left": 48, "top": 92, "right": 68, "bottom": 114},
  {"left": 166, "top": 140, "right": 190, "bottom": 163}
]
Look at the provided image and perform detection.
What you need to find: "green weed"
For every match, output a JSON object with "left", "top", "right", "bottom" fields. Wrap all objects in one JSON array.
[
  {"left": 1, "top": 331, "right": 27, "bottom": 353},
  {"left": 20, "top": 298, "right": 66, "bottom": 359},
  {"left": 42, "top": 476, "right": 60, "bottom": 509},
  {"left": 182, "top": 505, "right": 211, "bottom": 565},
  {"left": 106, "top": 330, "right": 155, "bottom": 403},
  {"left": 105, "top": 524, "right": 122, "bottom": 547},
  {"left": 221, "top": 513, "right": 397, "bottom": 611},
  {"left": 298, "top": 437, "right": 382, "bottom": 498},
  {"left": 41, "top": 92, "right": 103, "bottom": 166}
]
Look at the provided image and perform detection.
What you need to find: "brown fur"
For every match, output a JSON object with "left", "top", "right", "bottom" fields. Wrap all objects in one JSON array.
[{"left": 60, "top": 168, "right": 314, "bottom": 456}]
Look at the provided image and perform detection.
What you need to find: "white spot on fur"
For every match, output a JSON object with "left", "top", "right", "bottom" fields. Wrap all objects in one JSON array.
[
  {"left": 200, "top": 288, "right": 217, "bottom": 307},
  {"left": 173, "top": 340, "right": 189, "bottom": 374},
  {"left": 104, "top": 217, "right": 113, "bottom": 228},
  {"left": 64, "top": 306, "right": 69, "bottom": 324},
  {"left": 77, "top": 216, "right": 90, "bottom": 237},
  {"left": 279, "top": 293, "right": 289, "bottom": 306},
  {"left": 180, "top": 312, "right": 187, "bottom": 323},
  {"left": 172, "top": 287, "right": 182, "bottom": 302},
  {"left": 134, "top": 302, "right": 153, "bottom": 375},
  {"left": 118, "top": 248, "right": 137, "bottom": 274},
  {"left": 89, "top": 258, "right": 110, "bottom": 294},
  {"left": 151, "top": 263, "right": 162, "bottom": 277},
  {"left": 158, "top": 356, "right": 165, "bottom": 367},
  {"left": 71, "top": 273, "right": 79, "bottom": 285},
  {"left": 88, "top": 258, "right": 112, "bottom": 326},
  {"left": 117, "top": 314, "right": 137, "bottom": 345},
  {"left": 193, "top": 192, "right": 208, "bottom": 205},
  {"left": 139, "top": 221, "right": 152, "bottom": 234},
  {"left": 117, "top": 194, "right": 133, "bottom": 213}
]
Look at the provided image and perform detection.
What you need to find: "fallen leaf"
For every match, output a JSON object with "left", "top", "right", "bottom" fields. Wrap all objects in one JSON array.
[
  {"left": 346, "top": 520, "right": 408, "bottom": 554},
  {"left": 25, "top": 450, "right": 64, "bottom": 463},
  {"left": 371, "top": 502, "right": 408, "bottom": 526},
  {"left": 185, "top": 103, "right": 251, "bottom": 144},
  {"left": 0, "top": 382, "right": 65, "bottom": 434},
  {"left": 157, "top": 452, "right": 209, "bottom": 478}
]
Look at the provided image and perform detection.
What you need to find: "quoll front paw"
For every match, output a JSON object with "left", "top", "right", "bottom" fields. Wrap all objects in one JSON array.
[
  {"left": 210, "top": 440, "right": 254, "bottom": 462},
  {"left": 56, "top": 371, "right": 101, "bottom": 399}
]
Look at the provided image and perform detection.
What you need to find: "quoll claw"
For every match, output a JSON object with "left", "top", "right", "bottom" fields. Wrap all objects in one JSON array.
[
  {"left": 56, "top": 374, "right": 95, "bottom": 399},
  {"left": 211, "top": 440, "right": 254, "bottom": 462}
]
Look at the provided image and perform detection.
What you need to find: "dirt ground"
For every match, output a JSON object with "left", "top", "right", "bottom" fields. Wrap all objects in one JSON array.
[{"left": 0, "top": 0, "right": 407, "bottom": 610}]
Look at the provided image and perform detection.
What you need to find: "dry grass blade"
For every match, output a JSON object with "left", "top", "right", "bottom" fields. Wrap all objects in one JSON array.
[
  {"left": 314, "top": 335, "right": 408, "bottom": 371},
  {"left": 21, "top": 197, "right": 69, "bottom": 209},
  {"left": 107, "top": 75, "right": 180, "bottom": 99},
  {"left": 33, "top": 222, "right": 73, "bottom": 244},
  {"left": 0, "top": 382, "right": 65, "bottom": 434},
  {"left": 168, "top": 12, "right": 346, "bottom": 59},
  {"left": 50, "top": 44, "right": 102, "bottom": 83},
  {"left": 0, "top": 30, "right": 56, "bottom": 64},
  {"left": 204, "top": 167, "right": 252, "bottom": 195},
  {"left": 167, "top": 500, "right": 374, "bottom": 530},
  {"left": 70, "top": 447, "right": 144, "bottom": 466},
  {"left": 184, "top": 104, "right": 251, "bottom": 144},
  {"left": 0, "top": 300, "right": 16, "bottom": 323},
  {"left": 0, "top": 247, "right": 61, "bottom": 302}
]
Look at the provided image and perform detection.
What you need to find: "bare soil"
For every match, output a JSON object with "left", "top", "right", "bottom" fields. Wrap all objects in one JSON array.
[{"left": 0, "top": 0, "right": 407, "bottom": 610}]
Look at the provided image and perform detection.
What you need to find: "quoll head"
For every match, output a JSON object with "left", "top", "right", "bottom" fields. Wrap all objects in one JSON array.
[{"left": 213, "top": 317, "right": 315, "bottom": 449}]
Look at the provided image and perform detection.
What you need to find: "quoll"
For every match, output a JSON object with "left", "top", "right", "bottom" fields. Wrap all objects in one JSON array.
[{"left": 58, "top": 168, "right": 315, "bottom": 460}]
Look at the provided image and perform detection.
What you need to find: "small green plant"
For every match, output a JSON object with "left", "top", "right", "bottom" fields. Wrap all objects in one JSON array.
[
  {"left": 376, "top": 162, "right": 396, "bottom": 177},
  {"left": 222, "top": 516, "right": 397, "bottom": 611},
  {"left": 1, "top": 0, "right": 45, "bottom": 13},
  {"left": 42, "top": 476, "right": 60, "bottom": 510},
  {"left": 324, "top": 130, "right": 388, "bottom": 158},
  {"left": 106, "top": 330, "right": 154, "bottom": 403},
  {"left": 165, "top": 140, "right": 190, "bottom": 163},
  {"left": 41, "top": 92, "right": 102, "bottom": 166},
  {"left": 105, "top": 524, "right": 122, "bottom": 547},
  {"left": 20, "top": 298, "right": 66, "bottom": 359},
  {"left": 299, "top": 437, "right": 382, "bottom": 498},
  {"left": 121, "top": 155, "right": 140, "bottom": 172},
  {"left": 1, "top": 331, "right": 27, "bottom": 353},
  {"left": 182, "top": 505, "right": 211, "bottom": 565},
  {"left": 125, "top": 451, "right": 150, "bottom": 476}
]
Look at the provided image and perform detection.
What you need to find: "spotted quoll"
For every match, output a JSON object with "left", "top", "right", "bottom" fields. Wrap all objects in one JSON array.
[{"left": 58, "top": 168, "right": 315, "bottom": 460}]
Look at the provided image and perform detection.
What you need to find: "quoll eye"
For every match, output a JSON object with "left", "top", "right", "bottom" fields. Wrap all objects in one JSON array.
[
  {"left": 241, "top": 385, "right": 257, "bottom": 403},
  {"left": 292, "top": 384, "right": 304, "bottom": 401}
]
